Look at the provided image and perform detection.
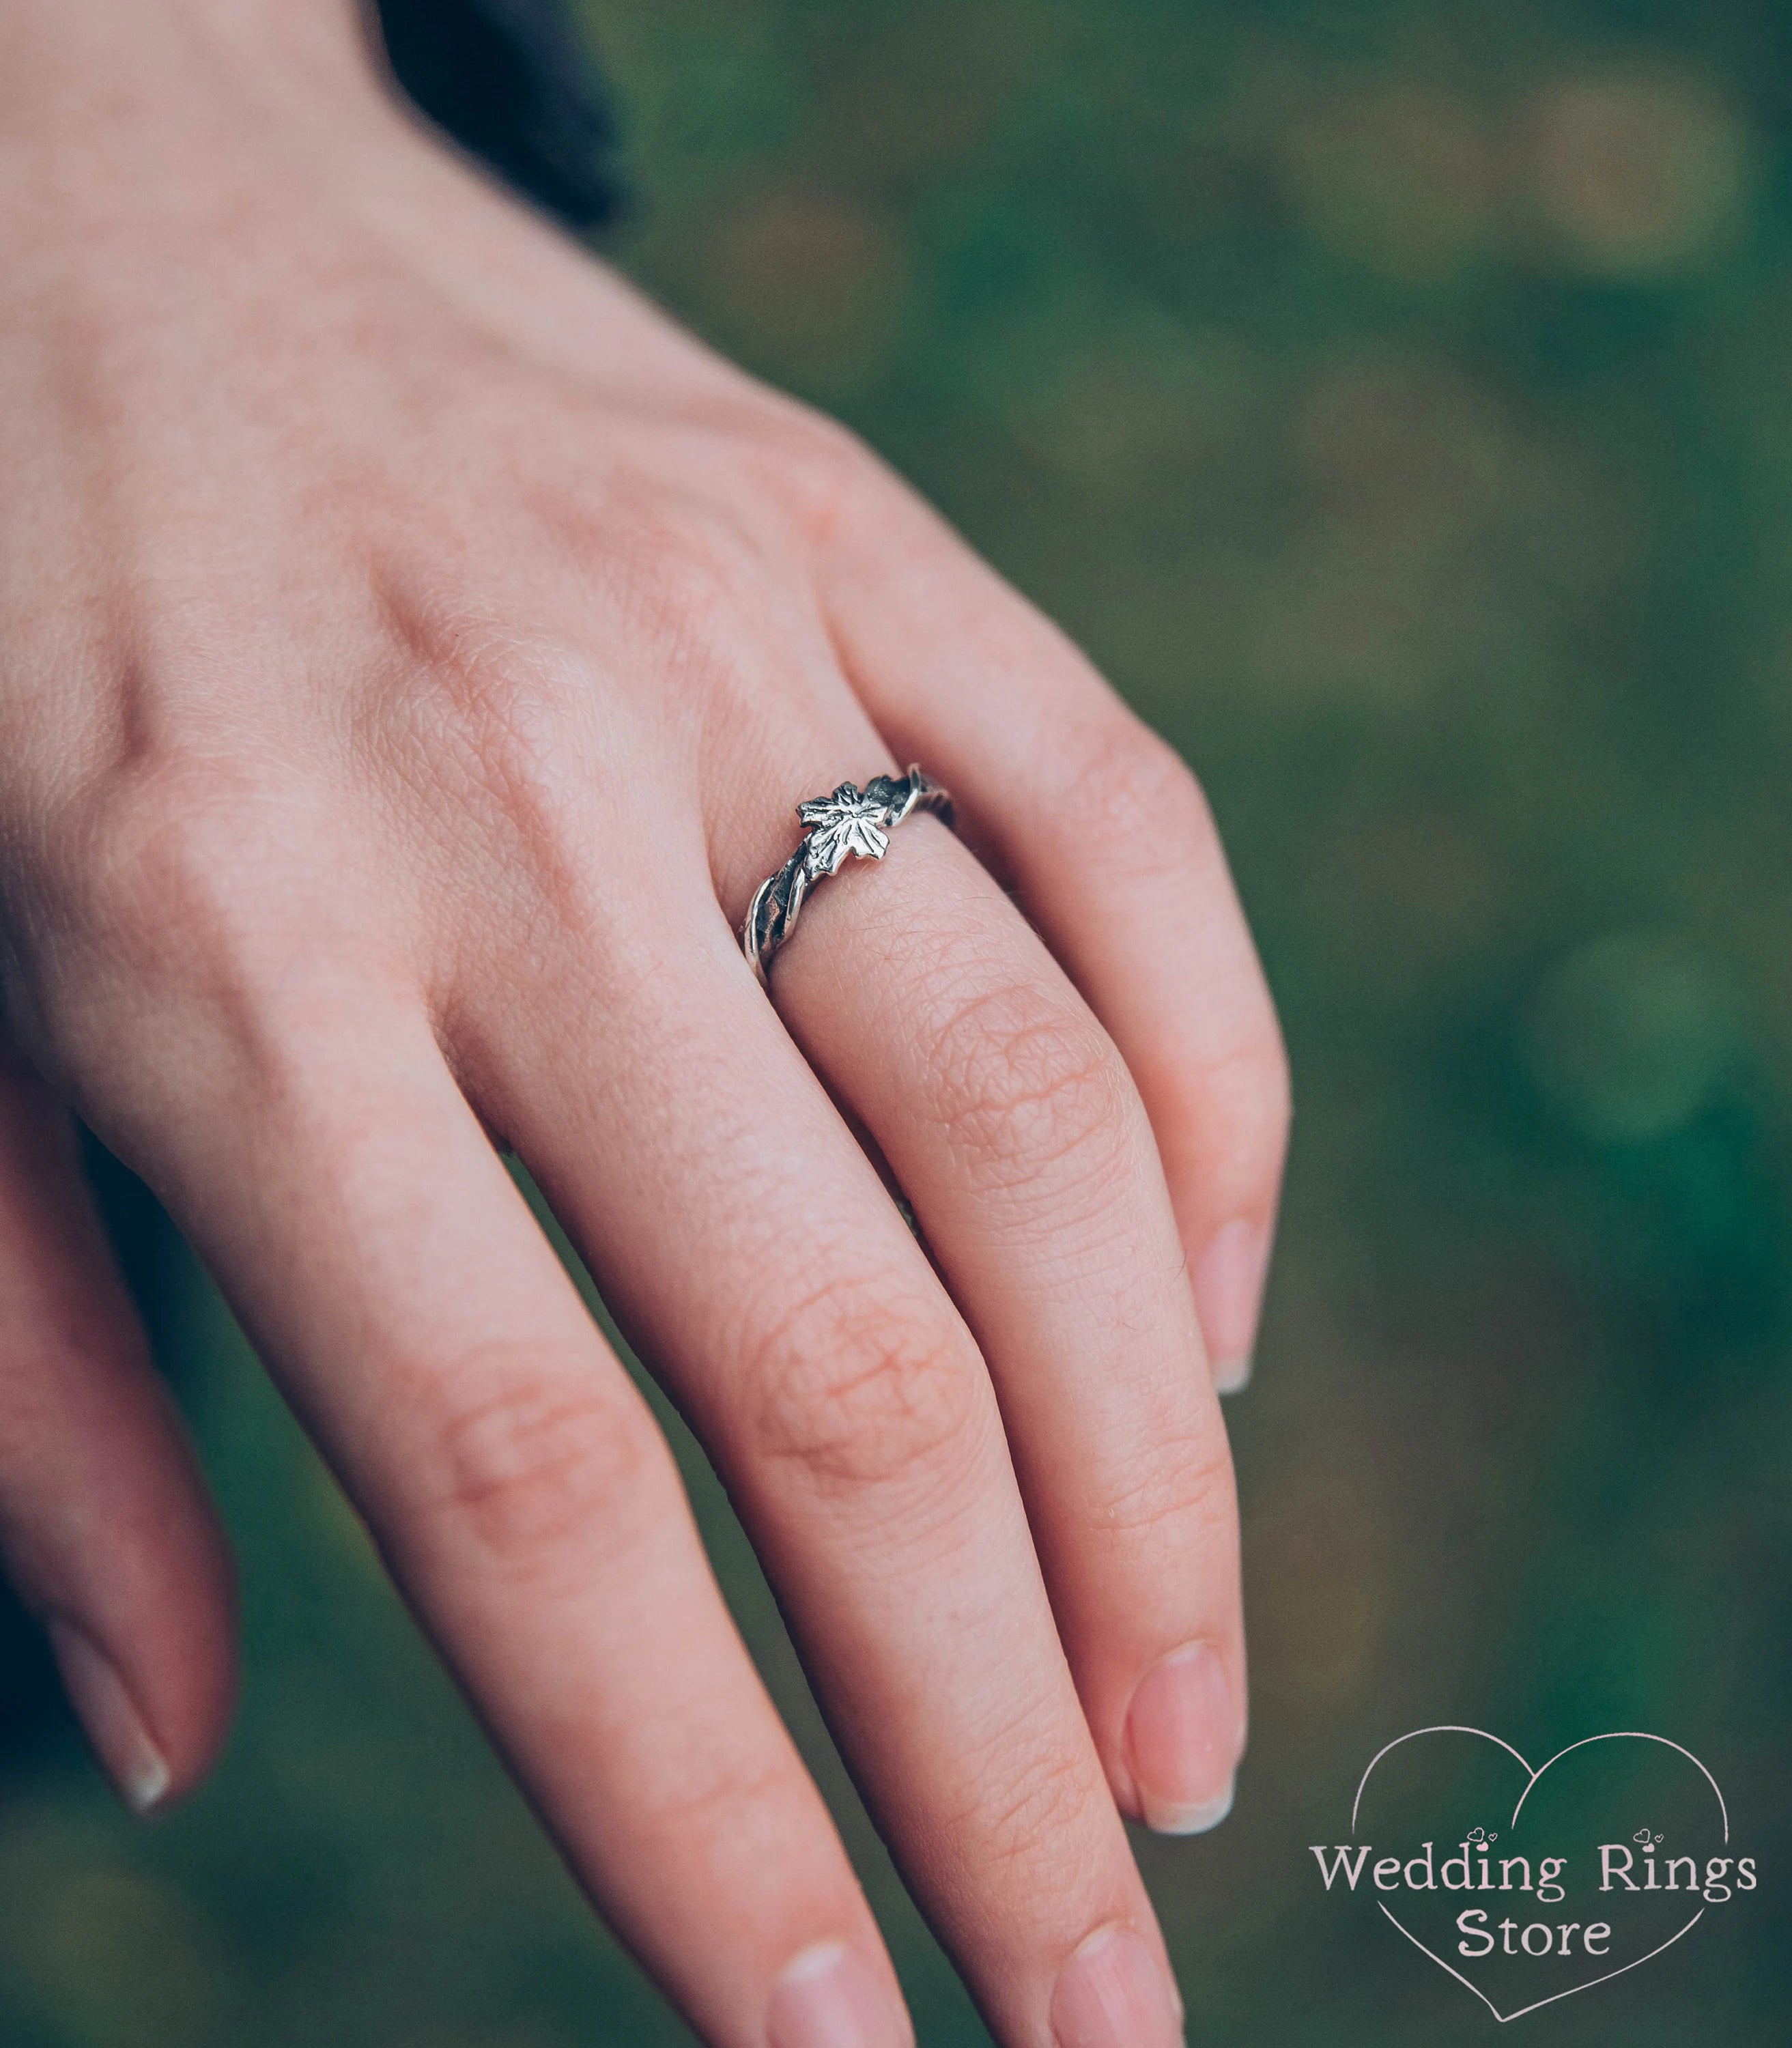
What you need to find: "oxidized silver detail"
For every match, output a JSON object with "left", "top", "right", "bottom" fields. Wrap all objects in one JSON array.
[{"left": 741, "top": 765, "right": 954, "bottom": 987}]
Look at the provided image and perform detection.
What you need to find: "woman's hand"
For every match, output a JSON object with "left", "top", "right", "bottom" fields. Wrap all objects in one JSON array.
[{"left": 0, "top": 5, "right": 1288, "bottom": 2045}]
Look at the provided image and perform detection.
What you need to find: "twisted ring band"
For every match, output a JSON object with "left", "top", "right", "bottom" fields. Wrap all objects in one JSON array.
[{"left": 741, "top": 766, "right": 954, "bottom": 988}]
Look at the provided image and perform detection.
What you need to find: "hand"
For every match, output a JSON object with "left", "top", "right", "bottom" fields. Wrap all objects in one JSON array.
[{"left": 0, "top": 5, "right": 1288, "bottom": 2045}]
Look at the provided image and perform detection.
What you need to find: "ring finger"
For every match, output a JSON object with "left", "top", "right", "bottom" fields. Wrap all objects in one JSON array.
[
  {"left": 473, "top": 855, "right": 1188, "bottom": 2048},
  {"left": 748, "top": 796, "right": 1246, "bottom": 1838}
]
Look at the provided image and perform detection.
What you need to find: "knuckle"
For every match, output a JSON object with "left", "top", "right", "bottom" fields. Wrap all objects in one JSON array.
[
  {"left": 16, "top": 754, "right": 306, "bottom": 1098},
  {"left": 365, "top": 584, "right": 657, "bottom": 945},
  {"left": 591, "top": 509, "right": 792, "bottom": 734},
  {"left": 1172, "top": 1034, "right": 1293, "bottom": 1180},
  {"left": 700, "top": 392, "right": 887, "bottom": 550},
  {"left": 371, "top": 590, "right": 584, "bottom": 827},
  {"left": 924, "top": 971, "right": 1135, "bottom": 1193},
  {"left": 628, "top": 520, "right": 765, "bottom": 647},
  {"left": 560, "top": 471, "right": 784, "bottom": 655},
  {"left": 644, "top": 1749, "right": 812, "bottom": 1842},
  {"left": 1059, "top": 720, "right": 1217, "bottom": 885},
  {"left": 441, "top": 656, "right": 569, "bottom": 812},
  {"left": 403, "top": 1344, "right": 668, "bottom": 1585},
  {"left": 764, "top": 414, "right": 887, "bottom": 547},
  {"left": 965, "top": 1724, "right": 1109, "bottom": 1880},
  {"left": 1098, "top": 1425, "right": 1238, "bottom": 1548},
  {"left": 739, "top": 1285, "right": 988, "bottom": 1498},
  {"left": 1229, "top": 1034, "right": 1294, "bottom": 1154},
  {"left": 56, "top": 758, "right": 271, "bottom": 974}
]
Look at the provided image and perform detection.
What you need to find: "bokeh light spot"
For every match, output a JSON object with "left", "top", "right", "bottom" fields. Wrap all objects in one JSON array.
[{"left": 1530, "top": 72, "right": 1754, "bottom": 278}]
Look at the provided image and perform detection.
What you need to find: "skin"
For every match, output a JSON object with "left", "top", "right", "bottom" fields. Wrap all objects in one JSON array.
[{"left": 0, "top": 3, "right": 1290, "bottom": 2045}]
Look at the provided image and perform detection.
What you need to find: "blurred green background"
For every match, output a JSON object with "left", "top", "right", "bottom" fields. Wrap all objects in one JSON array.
[{"left": 3, "top": 0, "right": 1789, "bottom": 2040}]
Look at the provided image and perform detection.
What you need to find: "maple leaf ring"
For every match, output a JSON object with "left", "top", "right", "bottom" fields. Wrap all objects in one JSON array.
[{"left": 739, "top": 766, "right": 954, "bottom": 988}]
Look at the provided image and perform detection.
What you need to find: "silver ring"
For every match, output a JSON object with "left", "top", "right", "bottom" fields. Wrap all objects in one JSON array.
[{"left": 741, "top": 765, "right": 954, "bottom": 988}]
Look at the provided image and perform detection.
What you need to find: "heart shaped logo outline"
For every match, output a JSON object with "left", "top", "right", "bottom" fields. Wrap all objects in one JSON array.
[{"left": 1351, "top": 1726, "right": 1730, "bottom": 2023}]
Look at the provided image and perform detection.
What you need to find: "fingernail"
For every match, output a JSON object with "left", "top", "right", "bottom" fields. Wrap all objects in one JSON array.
[
  {"left": 1193, "top": 1219, "right": 1268, "bottom": 1393},
  {"left": 1125, "top": 1641, "right": 1238, "bottom": 1835},
  {"left": 1051, "top": 1923, "right": 1184, "bottom": 2048},
  {"left": 46, "top": 1617, "right": 170, "bottom": 1816},
  {"left": 767, "top": 1941, "right": 911, "bottom": 2048}
]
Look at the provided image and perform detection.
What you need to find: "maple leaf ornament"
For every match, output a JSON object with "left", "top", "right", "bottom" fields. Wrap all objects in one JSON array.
[{"left": 797, "top": 782, "right": 895, "bottom": 874}]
